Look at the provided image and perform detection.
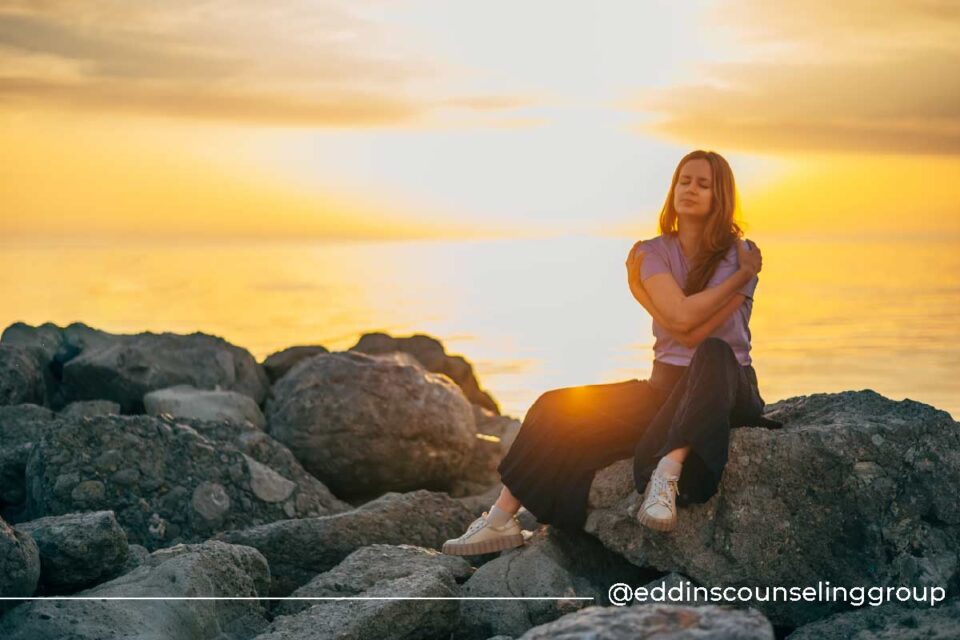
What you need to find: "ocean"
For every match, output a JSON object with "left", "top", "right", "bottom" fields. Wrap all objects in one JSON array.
[{"left": 2, "top": 235, "right": 957, "bottom": 420}]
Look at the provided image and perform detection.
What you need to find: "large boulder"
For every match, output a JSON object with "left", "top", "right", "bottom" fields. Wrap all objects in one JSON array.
[
  {"left": 265, "top": 351, "right": 477, "bottom": 499},
  {"left": 1, "top": 322, "right": 270, "bottom": 412},
  {"left": 450, "top": 406, "right": 523, "bottom": 498},
  {"left": 273, "top": 543, "right": 472, "bottom": 617},
  {"left": 145, "top": 384, "right": 267, "bottom": 429},
  {"left": 457, "top": 527, "right": 656, "bottom": 639},
  {"left": 0, "top": 515, "right": 40, "bottom": 612},
  {"left": 260, "top": 345, "right": 328, "bottom": 383},
  {"left": 217, "top": 490, "right": 476, "bottom": 597},
  {"left": 351, "top": 332, "right": 500, "bottom": 413},
  {"left": 0, "top": 540, "right": 271, "bottom": 640},
  {"left": 585, "top": 391, "right": 960, "bottom": 627},
  {"left": 0, "top": 404, "right": 57, "bottom": 522},
  {"left": 60, "top": 399, "right": 121, "bottom": 418},
  {"left": 0, "top": 345, "right": 47, "bottom": 406},
  {"left": 14, "top": 510, "right": 129, "bottom": 594},
  {"left": 787, "top": 597, "right": 960, "bottom": 639},
  {"left": 254, "top": 547, "right": 464, "bottom": 640},
  {"left": 516, "top": 604, "right": 775, "bottom": 639},
  {"left": 24, "top": 414, "right": 348, "bottom": 550}
]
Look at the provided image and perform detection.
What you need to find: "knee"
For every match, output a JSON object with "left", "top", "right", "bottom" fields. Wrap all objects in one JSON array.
[{"left": 691, "top": 338, "right": 735, "bottom": 366}]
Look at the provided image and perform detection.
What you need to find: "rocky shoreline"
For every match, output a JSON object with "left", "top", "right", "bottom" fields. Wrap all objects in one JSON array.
[{"left": 0, "top": 321, "right": 957, "bottom": 639}]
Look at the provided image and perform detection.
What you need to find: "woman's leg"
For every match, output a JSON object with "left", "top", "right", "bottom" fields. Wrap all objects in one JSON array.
[{"left": 493, "top": 484, "right": 522, "bottom": 514}]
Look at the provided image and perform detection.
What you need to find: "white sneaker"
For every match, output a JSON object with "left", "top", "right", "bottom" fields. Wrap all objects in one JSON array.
[
  {"left": 441, "top": 512, "right": 525, "bottom": 556},
  {"left": 637, "top": 469, "right": 679, "bottom": 532}
]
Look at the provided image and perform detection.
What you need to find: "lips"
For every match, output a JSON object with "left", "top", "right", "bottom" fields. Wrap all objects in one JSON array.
[{"left": 680, "top": 199, "right": 696, "bottom": 205}]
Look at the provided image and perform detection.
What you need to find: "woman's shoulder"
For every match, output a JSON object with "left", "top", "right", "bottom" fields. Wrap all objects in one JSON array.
[{"left": 640, "top": 234, "right": 675, "bottom": 254}]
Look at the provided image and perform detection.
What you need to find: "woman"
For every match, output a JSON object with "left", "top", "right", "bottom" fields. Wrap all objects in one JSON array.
[{"left": 442, "top": 150, "right": 778, "bottom": 556}]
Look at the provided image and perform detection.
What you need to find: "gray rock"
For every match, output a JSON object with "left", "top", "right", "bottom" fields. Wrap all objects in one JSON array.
[
  {"left": 0, "top": 540, "right": 271, "bottom": 640},
  {"left": 121, "top": 543, "right": 151, "bottom": 574},
  {"left": 24, "top": 414, "right": 347, "bottom": 550},
  {"left": 14, "top": 510, "right": 129, "bottom": 594},
  {"left": 0, "top": 443, "right": 32, "bottom": 507},
  {"left": 274, "top": 543, "right": 472, "bottom": 617},
  {"left": 516, "top": 604, "right": 775, "bottom": 639},
  {"left": 2, "top": 322, "right": 270, "bottom": 412},
  {"left": 450, "top": 408, "right": 523, "bottom": 498},
  {"left": 265, "top": 351, "right": 477, "bottom": 499},
  {"left": 169, "top": 414, "right": 351, "bottom": 516},
  {"left": 254, "top": 566, "right": 460, "bottom": 640},
  {"left": 351, "top": 332, "right": 500, "bottom": 413},
  {"left": 60, "top": 399, "right": 121, "bottom": 418},
  {"left": 0, "top": 515, "right": 40, "bottom": 611},
  {"left": 457, "top": 527, "right": 657, "bottom": 639},
  {"left": 261, "top": 345, "right": 328, "bottom": 383},
  {"left": 0, "top": 344, "right": 47, "bottom": 407},
  {"left": 0, "top": 404, "right": 57, "bottom": 450},
  {"left": 585, "top": 391, "right": 960, "bottom": 627},
  {"left": 787, "top": 597, "right": 960, "bottom": 639},
  {"left": 217, "top": 490, "right": 476, "bottom": 597},
  {"left": 145, "top": 384, "right": 267, "bottom": 428}
]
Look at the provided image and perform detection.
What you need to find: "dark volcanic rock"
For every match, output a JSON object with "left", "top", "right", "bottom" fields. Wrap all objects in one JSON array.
[
  {"left": 24, "top": 414, "right": 347, "bottom": 550},
  {"left": 351, "top": 331, "right": 500, "bottom": 413},
  {"left": 0, "top": 540, "right": 270, "bottom": 640},
  {"left": 787, "top": 597, "right": 960, "bottom": 639},
  {"left": 585, "top": 391, "right": 960, "bottom": 627},
  {"left": 0, "top": 344, "right": 47, "bottom": 407},
  {"left": 0, "top": 515, "right": 40, "bottom": 611},
  {"left": 261, "top": 345, "right": 328, "bottom": 383},
  {"left": 14, "top": 510, "right": 129, "bottom": 594},
  {"left": 265, "top": 351, "right": 477, "bottom": 499},
  {"left": 217, "top": 489, "right": 476, "bottom": 597},
  {"left": 516, "top": 604, "right": 775, "bottom": 639}
]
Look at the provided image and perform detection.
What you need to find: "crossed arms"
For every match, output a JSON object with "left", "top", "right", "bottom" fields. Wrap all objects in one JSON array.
[{"left": 625, "top": 240, "right": 762, "bottom": 350}]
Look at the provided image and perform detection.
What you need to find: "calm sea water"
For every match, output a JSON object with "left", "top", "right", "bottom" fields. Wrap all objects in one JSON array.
[{"left": 2, "top": 235, "right": 957, "bottom": 420}]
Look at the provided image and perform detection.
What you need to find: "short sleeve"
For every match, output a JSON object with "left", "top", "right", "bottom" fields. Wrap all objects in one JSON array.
[
  {"left": 639, "top": 239, "right": 670, "bottom": 282},
  {"left": 739, "top": 274, "right": 759, "bottom": 300}
]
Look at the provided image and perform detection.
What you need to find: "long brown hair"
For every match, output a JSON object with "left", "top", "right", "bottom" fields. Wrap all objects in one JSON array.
[{"left": 658, "top": 150, "right": 745, "bottom": 295}]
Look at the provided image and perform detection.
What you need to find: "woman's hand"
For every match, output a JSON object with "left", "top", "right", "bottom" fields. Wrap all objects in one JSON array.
[
  {"left": 737, "top": 239, "right": 762, "bottom": 277},
  {"left": 626, "top": 240, "right": 645, "bottom": 286}
]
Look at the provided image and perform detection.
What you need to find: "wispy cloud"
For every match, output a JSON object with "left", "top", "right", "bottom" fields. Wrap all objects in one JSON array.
[
  {"left": 632, "top": 0, "right": 960, "bottom": 155},
  {"left": 0, "top": 0, "right": 531, "bottom": 126}
]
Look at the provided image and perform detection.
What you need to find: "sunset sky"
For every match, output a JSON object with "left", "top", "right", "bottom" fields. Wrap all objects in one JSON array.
[{"left": 2, "top": 0, "right": 958, "bottom": 242}]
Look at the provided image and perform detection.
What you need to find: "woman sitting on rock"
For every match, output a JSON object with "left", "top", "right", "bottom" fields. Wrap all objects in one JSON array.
[{"left": 442, "top": 149, "right": 776, "bottom": 555}]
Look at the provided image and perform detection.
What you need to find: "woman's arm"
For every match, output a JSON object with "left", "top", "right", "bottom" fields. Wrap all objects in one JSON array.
[
  {"left": 629, "top": 276, "right": 745, "bottom": 348},
  {"left": 630, "top": 240, "right": 760, "bottom": 333}
]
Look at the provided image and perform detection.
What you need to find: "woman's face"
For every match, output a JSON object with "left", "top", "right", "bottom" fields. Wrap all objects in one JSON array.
[{"left": 673, "top": 158, "right": 714, "bottom": 218}]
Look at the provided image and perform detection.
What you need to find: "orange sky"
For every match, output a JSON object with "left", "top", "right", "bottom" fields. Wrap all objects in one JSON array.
[{"left": 1, "top": 0, "right": 958, "bottom": 242}]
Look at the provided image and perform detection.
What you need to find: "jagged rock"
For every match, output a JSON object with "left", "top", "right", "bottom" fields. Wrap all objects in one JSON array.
[
  {"left": 0, "top": 405, "right": 57, "bottom": 522},
  {"left": 450, "top": 407, "right": 523, "bottom": 498},
  {"left": 170, "top": 414, "right": 351, "bottom": 515},
  {"left": 60, "top": 399, "right": 122, "bottom": 418},
  {"left": 457, "top": 527, "right": 657, "bottom": 639},
  {"left": 265, "top": 351, "right": 477, "bottom": 499},
  {"left": 120, "top": 543, "right": 151, "bottom": 574},
  {"left": 274, "top": 544, "right": 472, "bottom": 617},
  {"left": 0, "top": 344, "right": 47, "bottom": 406},
  {"left": 14, "top": 510, "right": 129, "bottom": 594},
  {"left": 145, "top": 384, "right": 267, "bottom": 429},
  {"left": 254, "top": 565, "right": 460, "bottom": 640},
  {"left": 0, "top": 443, "right": 32, "bottom": 508},
  {"left": 516, "top": 604, "right": 775, "bottom": 639},
  {"left": 0, "top": 404, "right": 57, "bottom": 448},
  {"left": 217, "top": 490, "right": 476, "bottom": 597},
  {"left": 2, "top": 322, "right": 270, "bottom": 412},
  {"left": 351, "top": 331, "right": 500, "bottom": 413},
  {"left": 261, "top": 345, "right": 329, "bottom": 383},
  {"left": 585, "top": 391, "right": 960, "bottom": 627},
  {"left": 787, "top": 597, "right": 960, "bottom": 639},
  {"left": 0, "top": 515, "right": 40, "bottom": 612},
  {"left": 0, "top": 540, "right": 270, "bottom": 640},
  {"left": 25, "top": 414, "right": 347, "bottom": 550}
]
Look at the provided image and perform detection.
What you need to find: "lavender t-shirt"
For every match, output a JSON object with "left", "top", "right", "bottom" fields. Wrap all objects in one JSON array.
[{"left": 638, "top": 234, "right": 759, "bottom": 366}]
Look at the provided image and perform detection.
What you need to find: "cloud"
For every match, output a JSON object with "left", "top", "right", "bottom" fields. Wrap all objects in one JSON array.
[
  {"left": 0, "top": 0, "right": 531, "bottom": 126},
  {"left": 631, "top": 0, "right": 960, "bottom": 155}
]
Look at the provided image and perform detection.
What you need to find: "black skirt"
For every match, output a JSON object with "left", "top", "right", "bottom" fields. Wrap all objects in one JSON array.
[{"left": 496, "top": 337, "right": 775, "bottom": 532}]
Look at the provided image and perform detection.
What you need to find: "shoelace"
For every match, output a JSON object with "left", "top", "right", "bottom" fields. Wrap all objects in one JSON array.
[
  {"left": 644, "top": 473, "right": 678, "bottom": 510},
  {"left": 464, "top": 512, "right": 491, "bottom": 537}
]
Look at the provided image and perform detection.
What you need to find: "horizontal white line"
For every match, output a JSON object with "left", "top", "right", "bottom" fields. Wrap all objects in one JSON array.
[{"left": 1, "top": 596, "right": 596, "bottom": 601}]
